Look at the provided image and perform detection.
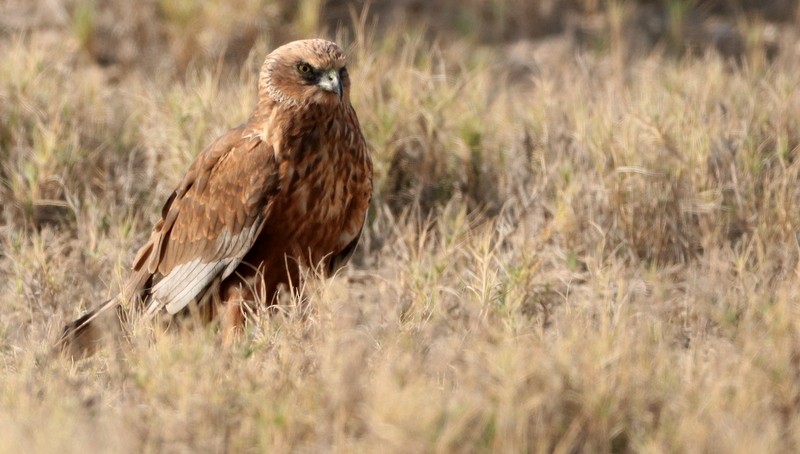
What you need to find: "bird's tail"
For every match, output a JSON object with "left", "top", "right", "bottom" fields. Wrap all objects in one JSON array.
[
  {"left": 57, "top": 268, "right": 152, "bottom": 358},
  {"left": 56, "top": 296, "right": 122, "bottom": 358}
]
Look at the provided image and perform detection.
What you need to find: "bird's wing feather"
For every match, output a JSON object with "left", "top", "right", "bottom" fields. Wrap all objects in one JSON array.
[{"left": 132, "top": 125, "right": 280, "bottom": 315}]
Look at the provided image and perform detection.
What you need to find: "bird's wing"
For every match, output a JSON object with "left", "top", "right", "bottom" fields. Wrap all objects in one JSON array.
[
  {"left": 131, "top": 125, "right": 280, "bottom": 315},
  {"left": 327, "top": 119, "right": 373, "bottom": 276},
  {"left": 327, "top": 225, "right": 363, "bottom": 276}
]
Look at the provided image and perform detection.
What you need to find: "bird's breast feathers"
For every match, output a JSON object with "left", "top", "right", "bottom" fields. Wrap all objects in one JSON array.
[{"left": 276, "top": 126, "right": 370, "bottom": 249}]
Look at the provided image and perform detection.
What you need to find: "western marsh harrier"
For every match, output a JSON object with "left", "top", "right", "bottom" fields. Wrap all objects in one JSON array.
[{"left": 59, "top": 39, "right": 372, "bottom": 356}]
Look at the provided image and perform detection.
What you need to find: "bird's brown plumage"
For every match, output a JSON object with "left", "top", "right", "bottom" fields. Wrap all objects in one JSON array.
[{"left": 59, "top": 39, "right": 372, "bottom": 356}]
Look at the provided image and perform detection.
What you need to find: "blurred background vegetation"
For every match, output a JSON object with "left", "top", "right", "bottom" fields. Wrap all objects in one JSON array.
[
  {"left": 2, "top": 2, "right": 800, "bottom": 452},
  {"left": 1, "top": 0, "right": 797, "bottom": 230},
  {"left": 3, "top": 0, "right": 796, "bottom": 73}
]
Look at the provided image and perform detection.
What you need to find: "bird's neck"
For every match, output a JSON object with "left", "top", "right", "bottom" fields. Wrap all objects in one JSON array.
[{"left": 246, "top": 101, "right": 348, "bottom": 158}]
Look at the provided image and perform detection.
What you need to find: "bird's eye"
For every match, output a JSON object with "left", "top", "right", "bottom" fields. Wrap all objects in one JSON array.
[{"left": 297, "top": 63, "right": 312, "bottom": 74}]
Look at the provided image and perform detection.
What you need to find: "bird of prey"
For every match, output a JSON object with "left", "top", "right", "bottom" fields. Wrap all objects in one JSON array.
[{"left": 59, "top": 39, "right": 373, "bottom": 356}]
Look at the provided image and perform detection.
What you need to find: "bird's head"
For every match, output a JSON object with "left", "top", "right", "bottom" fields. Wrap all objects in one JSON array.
[{"left": 259, "top": 39, "right": 350, "bottom": 108}]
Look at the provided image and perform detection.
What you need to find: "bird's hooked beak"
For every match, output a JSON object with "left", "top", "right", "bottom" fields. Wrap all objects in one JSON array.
[{"left": 317, "top": 69, "right": 343, "bottom": 100}]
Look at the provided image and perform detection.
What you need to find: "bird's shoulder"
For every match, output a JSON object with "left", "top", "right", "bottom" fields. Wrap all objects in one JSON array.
[{"left": 132, "top": 124, "right": 280, "bottom": 275}]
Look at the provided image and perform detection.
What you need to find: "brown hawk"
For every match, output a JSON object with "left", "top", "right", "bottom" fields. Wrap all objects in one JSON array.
[{"left": 59, "top": 39, "right": 373, "bottom": 356}]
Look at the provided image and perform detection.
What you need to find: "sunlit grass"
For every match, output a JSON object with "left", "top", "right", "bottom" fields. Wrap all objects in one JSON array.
[{"left": 1, "top": 1, "right": 800, "bottom": 452}]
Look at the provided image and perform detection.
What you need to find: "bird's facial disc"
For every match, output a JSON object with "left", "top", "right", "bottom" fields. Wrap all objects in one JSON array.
[{"left": 259, "top": 39, "right": 349, "bottom": 106}]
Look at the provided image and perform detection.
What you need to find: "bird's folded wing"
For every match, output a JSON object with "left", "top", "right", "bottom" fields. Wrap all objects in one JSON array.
[{"left": 132, "top": 125, "right": 280, "bottom": 315}]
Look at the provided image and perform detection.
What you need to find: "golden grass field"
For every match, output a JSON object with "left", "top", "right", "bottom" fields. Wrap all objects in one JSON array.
[{"left": 2, "top": 1, "right": 800, "bottom": 452}]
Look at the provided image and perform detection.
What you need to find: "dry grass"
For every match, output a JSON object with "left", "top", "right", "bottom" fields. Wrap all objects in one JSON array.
[{"left": 2, "top": 1, "right": 800, "bottom": 452}]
